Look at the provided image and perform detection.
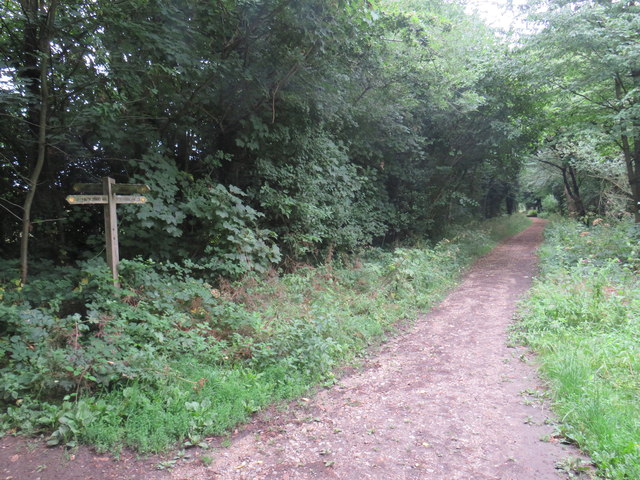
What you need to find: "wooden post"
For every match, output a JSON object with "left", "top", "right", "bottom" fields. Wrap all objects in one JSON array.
[
  {"left": 66, "top": 178, "right": 149, "bottom": 288},
  {"left": 103, "top": 177, "right": 120, "bottom": 287}
]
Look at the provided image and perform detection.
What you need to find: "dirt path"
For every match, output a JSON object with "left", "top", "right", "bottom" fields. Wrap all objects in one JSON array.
[
  {"left": 1, "top": 219, "right": 587, "bottom": 479},
  {"left": 165, "top": 218, "right": 583, "bottom": 480}
]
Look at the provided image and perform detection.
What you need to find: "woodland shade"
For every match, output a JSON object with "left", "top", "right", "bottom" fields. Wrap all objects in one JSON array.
[{"left": 1, "top": 0, "right": 638, "bottom": 281}]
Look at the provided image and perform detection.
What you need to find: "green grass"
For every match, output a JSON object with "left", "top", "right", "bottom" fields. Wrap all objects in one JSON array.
[
  {"left": 1, "top": 214, "right": 531, "bottom": 453},
  {"left": 515, "top": 218, "right": 640, "bottom": 479},
  {"left": 80, "top": 362, "right": 312, "bottom": 452}
]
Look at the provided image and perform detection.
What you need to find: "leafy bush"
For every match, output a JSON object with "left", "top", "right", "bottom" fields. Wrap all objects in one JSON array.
[
  {"left": 538, "top": 217, "right": 639, "bottom": 274},
  {"left": 255, "top": 127, "right": 387, "bottom": 258},
  {"left": 540, "top": 193, "right": 560, "bottom": 218},
  {"left": 118, "top": 153, "right": 281, "bottom": 278},
  {"left": 0, "top": 258, "right": 233, "bottom": 406},
  {"left": 541, "top": 194, "right": 560, "bottom": 214}
]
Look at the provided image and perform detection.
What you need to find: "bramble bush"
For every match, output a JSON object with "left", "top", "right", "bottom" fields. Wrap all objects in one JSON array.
[{"left": 1, "top": 215, "right": 530, "bottom": 452}]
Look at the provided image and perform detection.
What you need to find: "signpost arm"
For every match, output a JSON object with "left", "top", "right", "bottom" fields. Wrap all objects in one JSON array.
[{"left": 103, "top": 177, "right": 120, "bottom": 287}]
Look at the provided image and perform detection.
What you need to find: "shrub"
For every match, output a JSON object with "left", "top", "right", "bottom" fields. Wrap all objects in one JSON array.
[{"left": 541, "top": 194, "right": 560, "bottom": 214}]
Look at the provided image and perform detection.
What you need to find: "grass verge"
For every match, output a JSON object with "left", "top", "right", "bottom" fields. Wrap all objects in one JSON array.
[
  {"left": 1, "top": 214, "right": 531, "bottom": 453},
  {"left": 514, "top": 217, "right": 640, "bottom": 479}
]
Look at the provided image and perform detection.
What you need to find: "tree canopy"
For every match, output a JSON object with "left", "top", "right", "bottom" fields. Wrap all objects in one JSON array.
[
  {"left": 1, "top": 0, "right": 637, "bottom": 281},
  {"left": 518, "top": 0, "right": 639, "bottom": 219}
]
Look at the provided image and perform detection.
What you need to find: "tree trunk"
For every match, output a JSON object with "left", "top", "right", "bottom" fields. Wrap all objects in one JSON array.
[
  {"left": 505, "top": 192, "right": 516, "bottom": 215},
  {"left": 19, "top": 0, "right": 57, "bottom": 284},
  {"left": 616, "top": 74, "right": 640, "bottom": 223},
  {"left": 634, "top": 154, "right": 640, "bottom": 224},
  {"left": 621, "top": 135, "right": 640, "bottom": 223},
  {"left": 560, "top": 165, "right": 586, "bottom": 218},
  {"left": 632, "top": 70, "right": 640, "bottom": 223}
]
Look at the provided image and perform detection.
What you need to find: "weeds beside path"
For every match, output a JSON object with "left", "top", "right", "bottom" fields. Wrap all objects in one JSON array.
[
  {"left": 154, "top": 218, "right": 586, "bottom": 480},
  {"left": 516, "top": 217, "right": 640, "bottom": 479}
]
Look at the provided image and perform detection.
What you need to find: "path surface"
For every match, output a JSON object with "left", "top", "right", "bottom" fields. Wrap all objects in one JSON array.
[{"left": 1, "top": 219, "right": 585, "bottom": 479}]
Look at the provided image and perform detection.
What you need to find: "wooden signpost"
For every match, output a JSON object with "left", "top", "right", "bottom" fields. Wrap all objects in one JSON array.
[{"left": 66, "top": 177, "right": 149, "bottom": 287}]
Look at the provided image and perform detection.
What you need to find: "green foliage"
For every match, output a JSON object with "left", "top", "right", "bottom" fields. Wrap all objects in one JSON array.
[
  {"left": 255, "top": 128, "right": 386, "bottom": 257},
  {"left": 541, "top": 194, "right": 559, "bottom": 214},
  {"left": 116, "top": 153, "right": 280, "bottom": 277},
  {"left": 518, "top": 0, "right": 640, "bottom": 220},
  {"left": 1, "top": 216, "right": 528, "bottom": 451},
  {"left": 515, "top": 218, "right": 640, "bottom": 479},
  {"left": 537, "top": 218, "right": 639, "bottom": 273},
  {"left": 1, "top": 0, "right": 537, "bottom": 271}
]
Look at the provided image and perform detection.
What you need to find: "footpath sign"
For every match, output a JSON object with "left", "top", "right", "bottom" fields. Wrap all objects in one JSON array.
[{"left": 66, "top": 177, "right": 149, "bottom": 287}]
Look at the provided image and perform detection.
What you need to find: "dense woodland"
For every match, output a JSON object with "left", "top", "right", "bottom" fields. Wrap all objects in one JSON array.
[
  {"left": 1, "top": 0, "right": 637, "bottom": 282},
  {"left": 1, "top": 0, "right": 639, "bottom": 474}
]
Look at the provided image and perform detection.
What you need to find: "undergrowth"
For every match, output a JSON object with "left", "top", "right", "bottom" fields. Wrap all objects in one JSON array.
[
  {"left": 0, "top": 214, "right": 530, "bottom": 453},
  {"left": 514, "top": 217, "right": 640, "bottom": 479}
]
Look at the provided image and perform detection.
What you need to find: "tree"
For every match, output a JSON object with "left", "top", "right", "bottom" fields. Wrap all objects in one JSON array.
[
  {"left": 534, "top": 144, "right": 586, "bottom": 217},
  {"left": 12, "top": 0, "right": 59, "bottom": 283},
  {"left": 521, "top": 0, "right": 640, "bottom": 221},
  {"left": 0, "top": 0, "right": 539, "bottom": 276}
]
